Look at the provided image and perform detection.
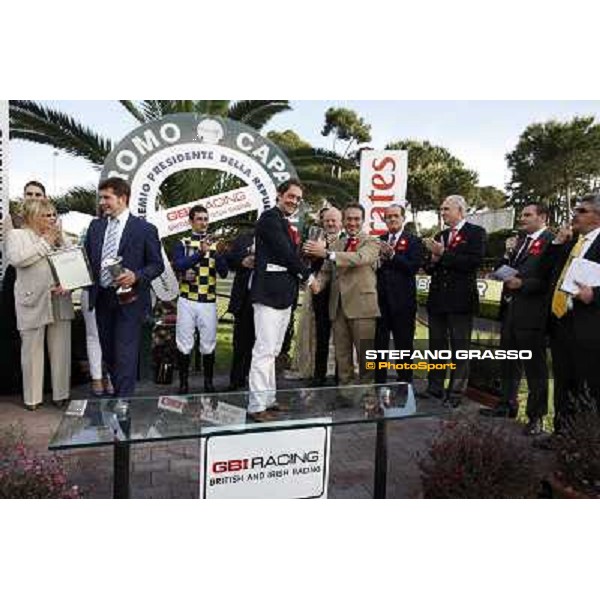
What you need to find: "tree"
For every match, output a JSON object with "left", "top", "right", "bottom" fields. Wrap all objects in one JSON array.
[
  {"left": 472, "top": 186, "right": 506, "bottom": 211},
  {"left": 385, "top": 139, "right": 478, "bottom": 229},
  {"left": 266, "top": 129, "right": 311, "bottom": 152},
  {"left": 506, "top": 116, "right": 600, "bottom": 224},
  {"left": 321, "top": 107, "right": 372, "bottom": 159}
]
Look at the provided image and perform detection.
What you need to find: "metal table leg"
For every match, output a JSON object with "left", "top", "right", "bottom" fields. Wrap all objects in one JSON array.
[
  {"left": 373, "top": 420, "right": 388, "bottom": 499},
  {"left": 113, "top": 442, "right": 131, "bottom": 499}
]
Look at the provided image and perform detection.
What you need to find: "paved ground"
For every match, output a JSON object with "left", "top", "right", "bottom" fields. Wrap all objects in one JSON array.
[{"left": 0, "top": 373, "right": 554, "bottom": 499}]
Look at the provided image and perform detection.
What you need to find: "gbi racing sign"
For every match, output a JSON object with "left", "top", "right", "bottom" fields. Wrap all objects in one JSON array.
[{"left": 200, "top": 420, "right": 331, "bottom": 499}]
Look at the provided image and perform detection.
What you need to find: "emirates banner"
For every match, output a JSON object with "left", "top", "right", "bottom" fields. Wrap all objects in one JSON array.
[{"left": 359, "top": 150, "right": 408, "bottom": 237}]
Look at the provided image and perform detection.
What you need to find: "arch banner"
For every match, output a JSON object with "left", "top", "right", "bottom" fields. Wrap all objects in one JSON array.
[{"left": 100, "top": 113, "right": 297, "bottom": 300}]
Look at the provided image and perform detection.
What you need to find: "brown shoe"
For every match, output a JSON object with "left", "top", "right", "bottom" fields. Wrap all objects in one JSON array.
[
  {"left": 267, "top": 402, "right": 283, "bottom": 412},
  {"left": 247, "top": 410, "right": 278, "bottom": 422}
]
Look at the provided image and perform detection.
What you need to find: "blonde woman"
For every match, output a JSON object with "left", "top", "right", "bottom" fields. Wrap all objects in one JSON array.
[{"left": 6, "top": 198, "right": 75, "bottom": 410}]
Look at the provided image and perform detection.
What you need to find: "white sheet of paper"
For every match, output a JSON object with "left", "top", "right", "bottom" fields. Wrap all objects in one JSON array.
[
  {"left": 561, "top": 257, "right": 600, "bottom": 294},
  {"left": 491, "top": 265, "right": 519, "bottom": 281},
  {"left": 48, "top": 247, "right": 93, "bottom": 290}
]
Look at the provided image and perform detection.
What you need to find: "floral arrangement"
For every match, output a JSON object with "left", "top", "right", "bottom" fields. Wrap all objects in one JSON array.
[{"left": 0, "top": 425, "right": 81, "bottom": 499}]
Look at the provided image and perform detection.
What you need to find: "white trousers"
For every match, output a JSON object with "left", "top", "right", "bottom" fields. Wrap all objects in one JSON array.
[
  {"left": 176, "top": 297, "right": 217, "bottom": 355},
  {"left": 248, "top": 303, "right": 291, "bottom": 412},
  {"left": 81, "top": 289, "right": 103, "bottom": 380},
  {"left": 20, "top": 320, "right": 71, "bottom": 407}
]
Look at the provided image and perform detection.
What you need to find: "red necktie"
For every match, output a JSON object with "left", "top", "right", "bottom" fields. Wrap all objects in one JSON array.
[
  {"left": 287, "top": 222, "right": 300, "bottom": 246},
  {"left": 448, "top": 227, "right": 457, "bottom": 247},
  {"left": 345, "top": 237, "right": 359, "bottom": 252}
]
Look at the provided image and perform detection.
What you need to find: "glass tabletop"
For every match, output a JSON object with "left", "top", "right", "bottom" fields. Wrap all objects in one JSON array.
[{"left": 48, "top": 383, "right": 448, "bottom": 450}]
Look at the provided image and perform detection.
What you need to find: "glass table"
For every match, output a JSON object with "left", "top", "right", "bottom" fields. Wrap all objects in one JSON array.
[{"left": 49, "top": 383, "right": 448, "bottom": 498}]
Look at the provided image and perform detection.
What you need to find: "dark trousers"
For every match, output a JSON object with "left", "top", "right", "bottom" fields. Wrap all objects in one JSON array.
[
  {"left": 427, "top": 311, "right": 473, "bottom": 396},
  {"left": 550, "top": 315, "right": 600, "bottom": 432},
  {"left": 375, "top": 304, "right": 416, "bottom": 383},
  {"left": 500, "top": 316, "right": 548, "bottom": 419},
  {"left": 312, "top": 286, "right": 331, "bottom": 380},
  {"left": 95, "top": 288, "right": 144, "bottom": 397},
  {"left": 229, "top": 293, "right": 255, "bottom": 388}
]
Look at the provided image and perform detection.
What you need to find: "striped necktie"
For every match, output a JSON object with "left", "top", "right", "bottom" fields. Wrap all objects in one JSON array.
[
  {"left": 100, "top": 218, "right": 119, "bottom": 287},
  {"left": 551, "top": 236, "right": 586, "bottom": 318}
]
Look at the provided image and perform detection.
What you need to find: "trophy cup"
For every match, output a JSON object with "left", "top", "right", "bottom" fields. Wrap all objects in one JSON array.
[
  {"left": 102, "top": 256, "right": 137, "bottom": 304},
  {"left": 304, "top": 225, "right": 325, "bottom": 267}
]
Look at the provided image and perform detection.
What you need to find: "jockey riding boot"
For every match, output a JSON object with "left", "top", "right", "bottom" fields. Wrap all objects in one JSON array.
[
  {"left": 177, "top": 350, "right": 190, "bottom": 395},
  {"left": 203, "top": 352, "right": 216, "bottom": 393}
]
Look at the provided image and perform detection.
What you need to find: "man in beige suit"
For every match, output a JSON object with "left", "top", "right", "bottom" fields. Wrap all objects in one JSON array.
[{"left": 304, "top": 203, "right": 380, "bottom": 384}]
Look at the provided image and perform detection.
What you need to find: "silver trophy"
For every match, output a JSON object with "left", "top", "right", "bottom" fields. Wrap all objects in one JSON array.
[
  {"left": 308, "top": 225, "right": 325, "bottom": 242},
  {"left": 102, "top": 256, "right": 137, "bottom": 304}
]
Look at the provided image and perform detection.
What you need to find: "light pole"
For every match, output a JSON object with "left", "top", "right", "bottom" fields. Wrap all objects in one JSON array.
[{"left": 52, "top": 150, "right": 59, "bottom": 195}]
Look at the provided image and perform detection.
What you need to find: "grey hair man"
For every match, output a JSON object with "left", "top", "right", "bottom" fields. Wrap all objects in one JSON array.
[{"left": 419, "top": 195, "right": 486, "bottom": 407}]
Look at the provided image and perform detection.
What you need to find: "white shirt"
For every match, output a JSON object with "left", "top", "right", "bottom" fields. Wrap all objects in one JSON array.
[
  {"left": 388, "top": 227, "right": 404, "bottom": 247},
  {"left": 581, "top": 226, "right": 600, "bottom": 257},
  {"left": 103, "top": 208, "right": 130, "bottom": 255}
]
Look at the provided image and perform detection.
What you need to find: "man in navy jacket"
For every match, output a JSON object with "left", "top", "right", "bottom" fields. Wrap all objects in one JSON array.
[
  {"left": 85, "top": 177, "right": 164, "bottom": 397},
  {"left": 248, "top": 179, "right": 314, "bottom": 420},
  {"left": 375, "top": 204, "right": 424, "bottom": 383}
]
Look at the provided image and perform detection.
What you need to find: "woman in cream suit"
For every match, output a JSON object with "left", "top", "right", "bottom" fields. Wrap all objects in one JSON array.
[{"left": 6, "top": 198, "right": 74, "bottom": 410}]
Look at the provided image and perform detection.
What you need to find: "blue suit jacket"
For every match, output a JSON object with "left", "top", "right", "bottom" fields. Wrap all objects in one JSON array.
[
  {"left": 377, "top": 230, "right": 424, "bottom": 313},
  {"left": 84, "top": 214, "right": 164, "bottom": 313}
]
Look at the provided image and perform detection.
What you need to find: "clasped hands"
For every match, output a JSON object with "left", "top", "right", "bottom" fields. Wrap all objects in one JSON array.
[
  {"left": 424, "top": 238, "right": 444, "bottom": 261},
  {"left": 303, "top": 239, "right": 327, "bottom": 259}
]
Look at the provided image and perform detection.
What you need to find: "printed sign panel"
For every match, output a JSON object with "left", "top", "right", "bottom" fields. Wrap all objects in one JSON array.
[
  {"left": 359, "top": 150, "right": 408, "bottom": 237},
  {"left": 200, "top": 420, "right": 331, "bottom": 499}
]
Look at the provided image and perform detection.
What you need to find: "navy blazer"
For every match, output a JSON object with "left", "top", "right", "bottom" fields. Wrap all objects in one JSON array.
[
  {"left": 545, "top": 233, "right": 600, "bottom": 345},
  {"left": 84, "top": 213, "right": 165, "bottom": 313},
  {"left": 226, "top": 231, "right": 254, "bottom": 315},
  {"left": 251, "top": 207, "right": 311, "bottom": 309},
  {"left": 377, "top": 230, "right": 424, "bottom": 313},
  {"left": 425, "top": 221, "right": 486, "bottom": 315}
]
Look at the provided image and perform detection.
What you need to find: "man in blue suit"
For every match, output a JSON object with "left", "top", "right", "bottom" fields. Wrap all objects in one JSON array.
[
  {"left": 375, "top": 204, "right": 424, "bottom": 383},
  {"left": 84, "top": 177, "right": 164, "bottom": 397}
]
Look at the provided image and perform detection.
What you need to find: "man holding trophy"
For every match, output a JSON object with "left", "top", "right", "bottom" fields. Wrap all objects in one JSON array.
[
  {"left": 84, "top": 177, "right": 164, "bottom": 397},
  {"left": 172, "top": 205, "right": 228, "bottom": 394}
]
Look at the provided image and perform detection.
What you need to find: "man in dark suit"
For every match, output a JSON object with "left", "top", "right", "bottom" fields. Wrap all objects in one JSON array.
[
  {"left": 225, "top": 228, "right": 255, "bottom": 391},
  {"left": 84, "top": 177, "right": 164, "bottom": 397},
  {"left": 248, "top": 179, "right": 314, "bottom": 420},
  {"left": 545, "top": 194, "right": 600, "bottom": 436},
  {"left": 420, "top": 195, "right": 486, "bottom": 406},
  {"left": 310, "top": 206, "right": 343, "bottom": 386},
  {"left": 375, "top": 203, "right": 424, "bottom": 384},
  {"left": 480, "top": 203, "right": 553, "bottom": 435}
]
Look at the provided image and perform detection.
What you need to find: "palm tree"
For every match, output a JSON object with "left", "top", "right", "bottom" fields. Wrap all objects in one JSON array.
[{"left": 10, "top": 100, "right": 356, "bottom": 215}]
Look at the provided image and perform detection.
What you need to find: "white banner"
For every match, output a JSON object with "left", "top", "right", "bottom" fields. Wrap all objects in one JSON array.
[
  {"left": 359, "top": 150, "right": 408, "bottom": 237},
  {"left": 200, "top": 419, "right": 332, "bottom": 499},
  {"left": 0, "top": 100, "right": 9, "bottom": 277},
  {"left": 151, "top": 185, "right": 257, "bottom": 238}
]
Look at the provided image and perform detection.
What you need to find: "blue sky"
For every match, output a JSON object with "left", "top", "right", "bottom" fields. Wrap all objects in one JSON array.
[{"left": 9, "top": 100, "right": 600, "bottom": 198}]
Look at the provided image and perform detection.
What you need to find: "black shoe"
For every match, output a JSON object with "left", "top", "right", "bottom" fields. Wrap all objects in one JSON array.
[
  {"left": 480, "top": 404, "right": 518, "bottom": 419},
  {"left": 416, "top": 389, "right": 443, "bottom": 400},
  {"left": 52, "top": 399, "right": 68, "bottom": 409},
  {"left": 532, "top": 433, "right": 556, "bottom": 451},
  {"left": 523, "top": 417, "right": 544, "bottom": 436},
  {"left": 310, "top": 377, "right": 327, "bottom": 388},
  {"left": 443, "top": 395, "right": 462, "bottom": 409}
]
